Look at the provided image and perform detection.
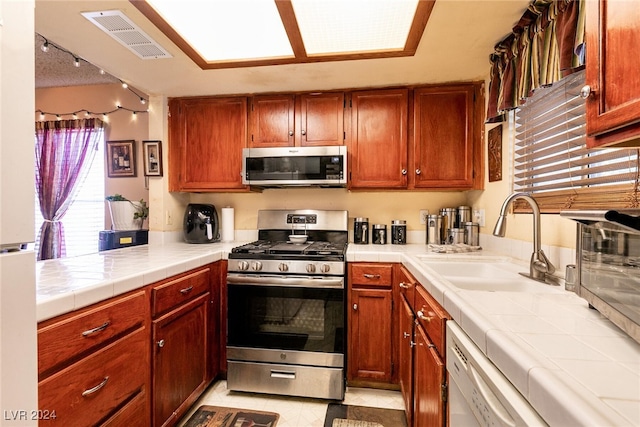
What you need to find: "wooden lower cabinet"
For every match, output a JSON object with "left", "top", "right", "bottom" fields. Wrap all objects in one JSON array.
[
  {"left": 348, "top": 263, "right": 394, "bottom": 385},
  {"left": 37, "top": 262, "right": 221, "bottom": 427},
  {"left": 398, "top": 296, "right": 415, "bottom": 426},
  {"left": 37, "top": 290, "right": 150, "bottom": 427},
  {"left": 395, "top": 265, "right": 449, "bottom": 427},
  {"left": 152, "top": 293, "right": 210, "bottom": 427},
  {"left": 414, "top": 324, "right": 446, "bottom": 427}
]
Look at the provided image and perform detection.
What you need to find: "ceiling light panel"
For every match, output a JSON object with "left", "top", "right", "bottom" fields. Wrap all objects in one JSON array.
[
  {"left": 146, "top": 0, "right": 294, "bottom": 61},
  {"left": 291, "top": 0, "right": 419, "bottom": 55}
]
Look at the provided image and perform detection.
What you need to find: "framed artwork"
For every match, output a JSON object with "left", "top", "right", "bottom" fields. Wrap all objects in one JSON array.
[
  {"left": 143, "top": 140, "right": 163, "bottom": 177},
  {"left": 106, "top": 140, "right": 136, "bottom": 178},
  {"left": 488, "top": 125, "right": 503, "bottom": 182}
]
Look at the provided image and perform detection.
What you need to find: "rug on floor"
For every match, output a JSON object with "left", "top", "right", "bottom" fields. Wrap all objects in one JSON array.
[
  {"left": 324, "top": 404, "right": 407, "bottom": 427},
  {"left": 182, "top": 405, "right": 279, "bottom": 427}
]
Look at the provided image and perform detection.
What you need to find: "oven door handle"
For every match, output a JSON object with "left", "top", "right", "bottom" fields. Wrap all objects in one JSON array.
[{"left": 226, "top": 274, "right": 344, "bottom": 289}]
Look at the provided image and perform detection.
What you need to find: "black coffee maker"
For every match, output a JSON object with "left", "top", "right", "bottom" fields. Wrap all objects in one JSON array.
[{"left": 183, "top": 204, "right": 220, "bottom": 243}]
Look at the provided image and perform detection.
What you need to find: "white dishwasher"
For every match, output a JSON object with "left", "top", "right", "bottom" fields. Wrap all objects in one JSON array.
[{"left": 446, "top": 321, "right": 548, "bottom": 426}]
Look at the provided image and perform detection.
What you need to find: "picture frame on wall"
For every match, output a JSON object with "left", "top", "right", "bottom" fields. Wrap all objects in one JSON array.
[
  {"left": 106, "top": 140, "right": 136, "bottom": 178},
  {"left": 142, "top": 140, "right": 163, "bottom": 177}
]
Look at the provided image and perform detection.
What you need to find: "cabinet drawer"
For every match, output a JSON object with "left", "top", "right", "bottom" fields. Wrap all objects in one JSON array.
[
  {"left": 101, "top": 388, "right": 149, "bottom": 427},
  {"left": 414, "top": 286, "right": 449, "bottom": 355},
  {"left": 350, "top": 264, "right": 393, "bottom": 288},
  {"left": 39, "top": 328, "right": 148, "bottom": 427},
  {"left": 38, "top": 291, "right": 146, "bottom": 377},
  {"left": 396, "top": 265, "right": 416, "bottom": 306},
  {"left": 152, "top": 267, "right": 210, "bottom": 316}
]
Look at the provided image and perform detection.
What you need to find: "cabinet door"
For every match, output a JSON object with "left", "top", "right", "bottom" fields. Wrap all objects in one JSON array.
[
  {"left": 168, "top": 97, "right": 248, "bottom": 191},
  {"left": 298, "top": 92, "right": 344, "bottom": 146},
  {"left": 585, "top": 0, "right": 640, "bottom": 147},
  {"left": 414, "top": 325, "right": 445, "bottom": 427},
  {"left": 152, "top": 294, "right": 209, "bottom": 427},
  {"left": 249, "top": 95, "right": 295, "bottom": 147},
  {"left": 348, "top": 288, "right": 393, "bottom": 382},
  {"left": 413, "top": 85, "right": 477, "bottom": 189},
  {"left": 399, "top": 297, "right": 415, "bottom": 426},
  {"left": 349, "top": 89, "right": 408, "bottom": 189}
]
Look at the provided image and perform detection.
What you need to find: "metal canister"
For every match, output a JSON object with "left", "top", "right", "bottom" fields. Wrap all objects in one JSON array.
[
  {"left": 458, "top": 206, "right": 471, "bottom": 228},
  {"left": 440, "top": 208, "right": 457, "bottom": 236},
  {"left": 448, "top": 228, "right": 466, "bottom": 244},
  {"left": 372, "top": 224, "right": 387, "bottom": 244},
  {"left": 427, "top": 214, "right": 443, "bottom": 244},
  {"left": 464, "top": 222, "right": 480, "bottom": 246},
  {"left": 391, "top": 220, "right": 407, "bottom": 244},
  {"left": 353, "top": 217, "right": 369, "bottom": 244}
]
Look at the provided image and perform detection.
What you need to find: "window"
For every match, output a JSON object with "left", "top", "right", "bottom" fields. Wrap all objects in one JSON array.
[
  {"left": 512, "top": 69, "right": 639, "bottom": 212},
  {"left": 34, "top": 132, "right": 105, "bottom": 258}
]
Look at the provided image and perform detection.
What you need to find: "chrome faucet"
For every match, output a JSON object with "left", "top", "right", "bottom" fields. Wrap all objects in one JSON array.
[{"left": 493, "top": 192, "right": 556, "bottom": 283}]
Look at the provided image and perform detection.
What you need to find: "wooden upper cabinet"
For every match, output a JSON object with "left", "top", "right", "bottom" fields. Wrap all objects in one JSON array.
[
  {"left": 168, "top": 96, "right": 248, "bottom": 192},
  {"left": 348, "top": 89, "right": 409, "bottom": 189},
  {"left": 585, "top": 0, "right": 640, "bottom": 148},
  {"left": 249, "top": 95, "right": 295, "bottom": 147},
  {"left": 298, "top": 92, "right": 345, "bottom": 146},
  {"left": 412, "top": 84, "right": 480, "bottom": 189},
  {"left": 249, "top": 92, "right": 344, "bottom": 147}
]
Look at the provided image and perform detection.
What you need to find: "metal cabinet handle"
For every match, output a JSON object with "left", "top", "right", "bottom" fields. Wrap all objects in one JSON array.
[
  {"left": 82, "top": 321, "right": 110, "bottom": 337},
  {"left": 403, "top": 332, "right": 411, "bottom": 338},
  {"left": 580, "top": 85, "right": 593, "bottom": 99},
  {"left": 363, "top": 273, "right": 381, "bottom": 279},
  {"left": 399, "top": 282, "right": 411, "bottom": 289},
  {"left": 401, "top": 169, "right": 407, "bottom": 175},
  {"left": 157, "top": 339, "right": 165, "bottom": 348},
  {"left": 416, "top": 168, "right": 422, "bottom": 175},
  {"left": 353, "top": 304, "right": 358, "bottom": 311},
  {"left": 289, "top": 130, "right": 294, "bottom": 136},
  {"left": 301, "top": 130, "right": 306, "bottom": 135},
  {"left": 82, "top": 377, "right": 109, "bottom": 397},
  {"left": 417, "top": 310, "right": 433, "bottom": 322},
  {"left": 410, "top": 341, "right": 416, "bottom": 348},
  {"left": 179, "top": 286, "right": 193, "bottom": 294}
]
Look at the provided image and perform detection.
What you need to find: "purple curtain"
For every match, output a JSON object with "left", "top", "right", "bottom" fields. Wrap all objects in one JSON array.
[
  {"left": 35, "top": 119, "right": 104, "bottom": 260},
  {"left": 486, "top": 0, "right": 585, "bottom": 123}
]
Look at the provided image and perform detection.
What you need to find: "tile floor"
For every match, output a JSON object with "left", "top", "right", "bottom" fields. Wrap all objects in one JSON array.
[{"left": 178, "top": 380, "right": 405, "bottom": 427}]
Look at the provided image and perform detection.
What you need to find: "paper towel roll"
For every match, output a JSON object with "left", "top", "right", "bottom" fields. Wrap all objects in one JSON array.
[{"left": 221, "top": 207, "right": 235, "bottom": 242}]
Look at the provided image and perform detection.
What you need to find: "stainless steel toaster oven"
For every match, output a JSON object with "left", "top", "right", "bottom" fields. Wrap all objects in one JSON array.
[{"left": 561, "top": 210, "right": 640, "bottom": 344}]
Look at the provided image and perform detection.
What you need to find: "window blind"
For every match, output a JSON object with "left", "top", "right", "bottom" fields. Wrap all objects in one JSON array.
[{"left": 513, "top": 69, "right": 639, "bottom": 212}]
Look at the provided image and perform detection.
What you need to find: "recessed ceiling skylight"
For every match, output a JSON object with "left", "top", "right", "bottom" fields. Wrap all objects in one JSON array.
[
  {"left": 131, "top": 0, "right": 435, "bottom": 69},
  {"left": 143, "top": 0, "right": 294, "bottom": 61},
  {"left": 292, "top": 0, "right": 419, "bottom": 55}
]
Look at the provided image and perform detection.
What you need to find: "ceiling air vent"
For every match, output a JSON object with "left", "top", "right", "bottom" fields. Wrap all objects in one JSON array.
[{"left": 82, "top": 10, "right": 172, "bottom": 60}]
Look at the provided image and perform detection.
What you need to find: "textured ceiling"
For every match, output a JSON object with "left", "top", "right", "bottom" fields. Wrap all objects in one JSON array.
[
  {"left": 35, "top": 1, "right": 530, "bottom": 97},
  {"left": 35, "top": 34, "right": 120, "bottom": 88}
]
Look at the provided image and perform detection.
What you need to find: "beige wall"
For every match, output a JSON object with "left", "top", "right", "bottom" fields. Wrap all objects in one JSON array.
[
  {"left": 35, "top": 84, "right": 149, "bottom": 229},
  {"left": 35, "top": 84, "right": 577, "bottom": 250}
]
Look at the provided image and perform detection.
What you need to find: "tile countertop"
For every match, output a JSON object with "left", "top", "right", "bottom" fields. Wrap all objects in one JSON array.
[{"left": 36, "top": 242, "right": 640, "bottom": 426}]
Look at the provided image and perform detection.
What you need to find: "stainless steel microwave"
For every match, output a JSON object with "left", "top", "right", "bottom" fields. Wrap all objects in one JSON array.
[
  {"left": 561, "top": 210, "right": 640, "bottom": 344},
  {"left": 242, "top": 146, "right": 347, "bottom": 187}
]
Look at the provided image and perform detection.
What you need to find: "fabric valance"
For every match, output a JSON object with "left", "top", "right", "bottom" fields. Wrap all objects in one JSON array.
[{"left": 486, "top": 0, "right": 585, "bottom": 123}]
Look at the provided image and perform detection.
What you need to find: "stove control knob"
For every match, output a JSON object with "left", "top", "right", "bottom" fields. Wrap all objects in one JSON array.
[
  {"left": 278, "top": 263, "right": 289, "bottom": 272},
  {"left": 320, "top": 264, "right": 331, "bottom": 273},
  {"left": 252, "top": 261, "right": 263, "bottom": 271},
  {"left": 238, "top": 261, "right": 249, "bottom": 271},
  {"left": 306, "top": 264, "right": 316, "bottom": 273}
]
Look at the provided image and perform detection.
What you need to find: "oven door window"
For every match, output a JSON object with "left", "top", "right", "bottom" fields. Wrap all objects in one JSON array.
[{"left": 227, "top": 284, "right": 344, "bottom": 354}]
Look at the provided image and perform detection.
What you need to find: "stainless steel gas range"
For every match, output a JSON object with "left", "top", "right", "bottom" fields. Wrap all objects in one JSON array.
[{"left": 226, "top": 209, "right": 348, "bottom": 400}]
